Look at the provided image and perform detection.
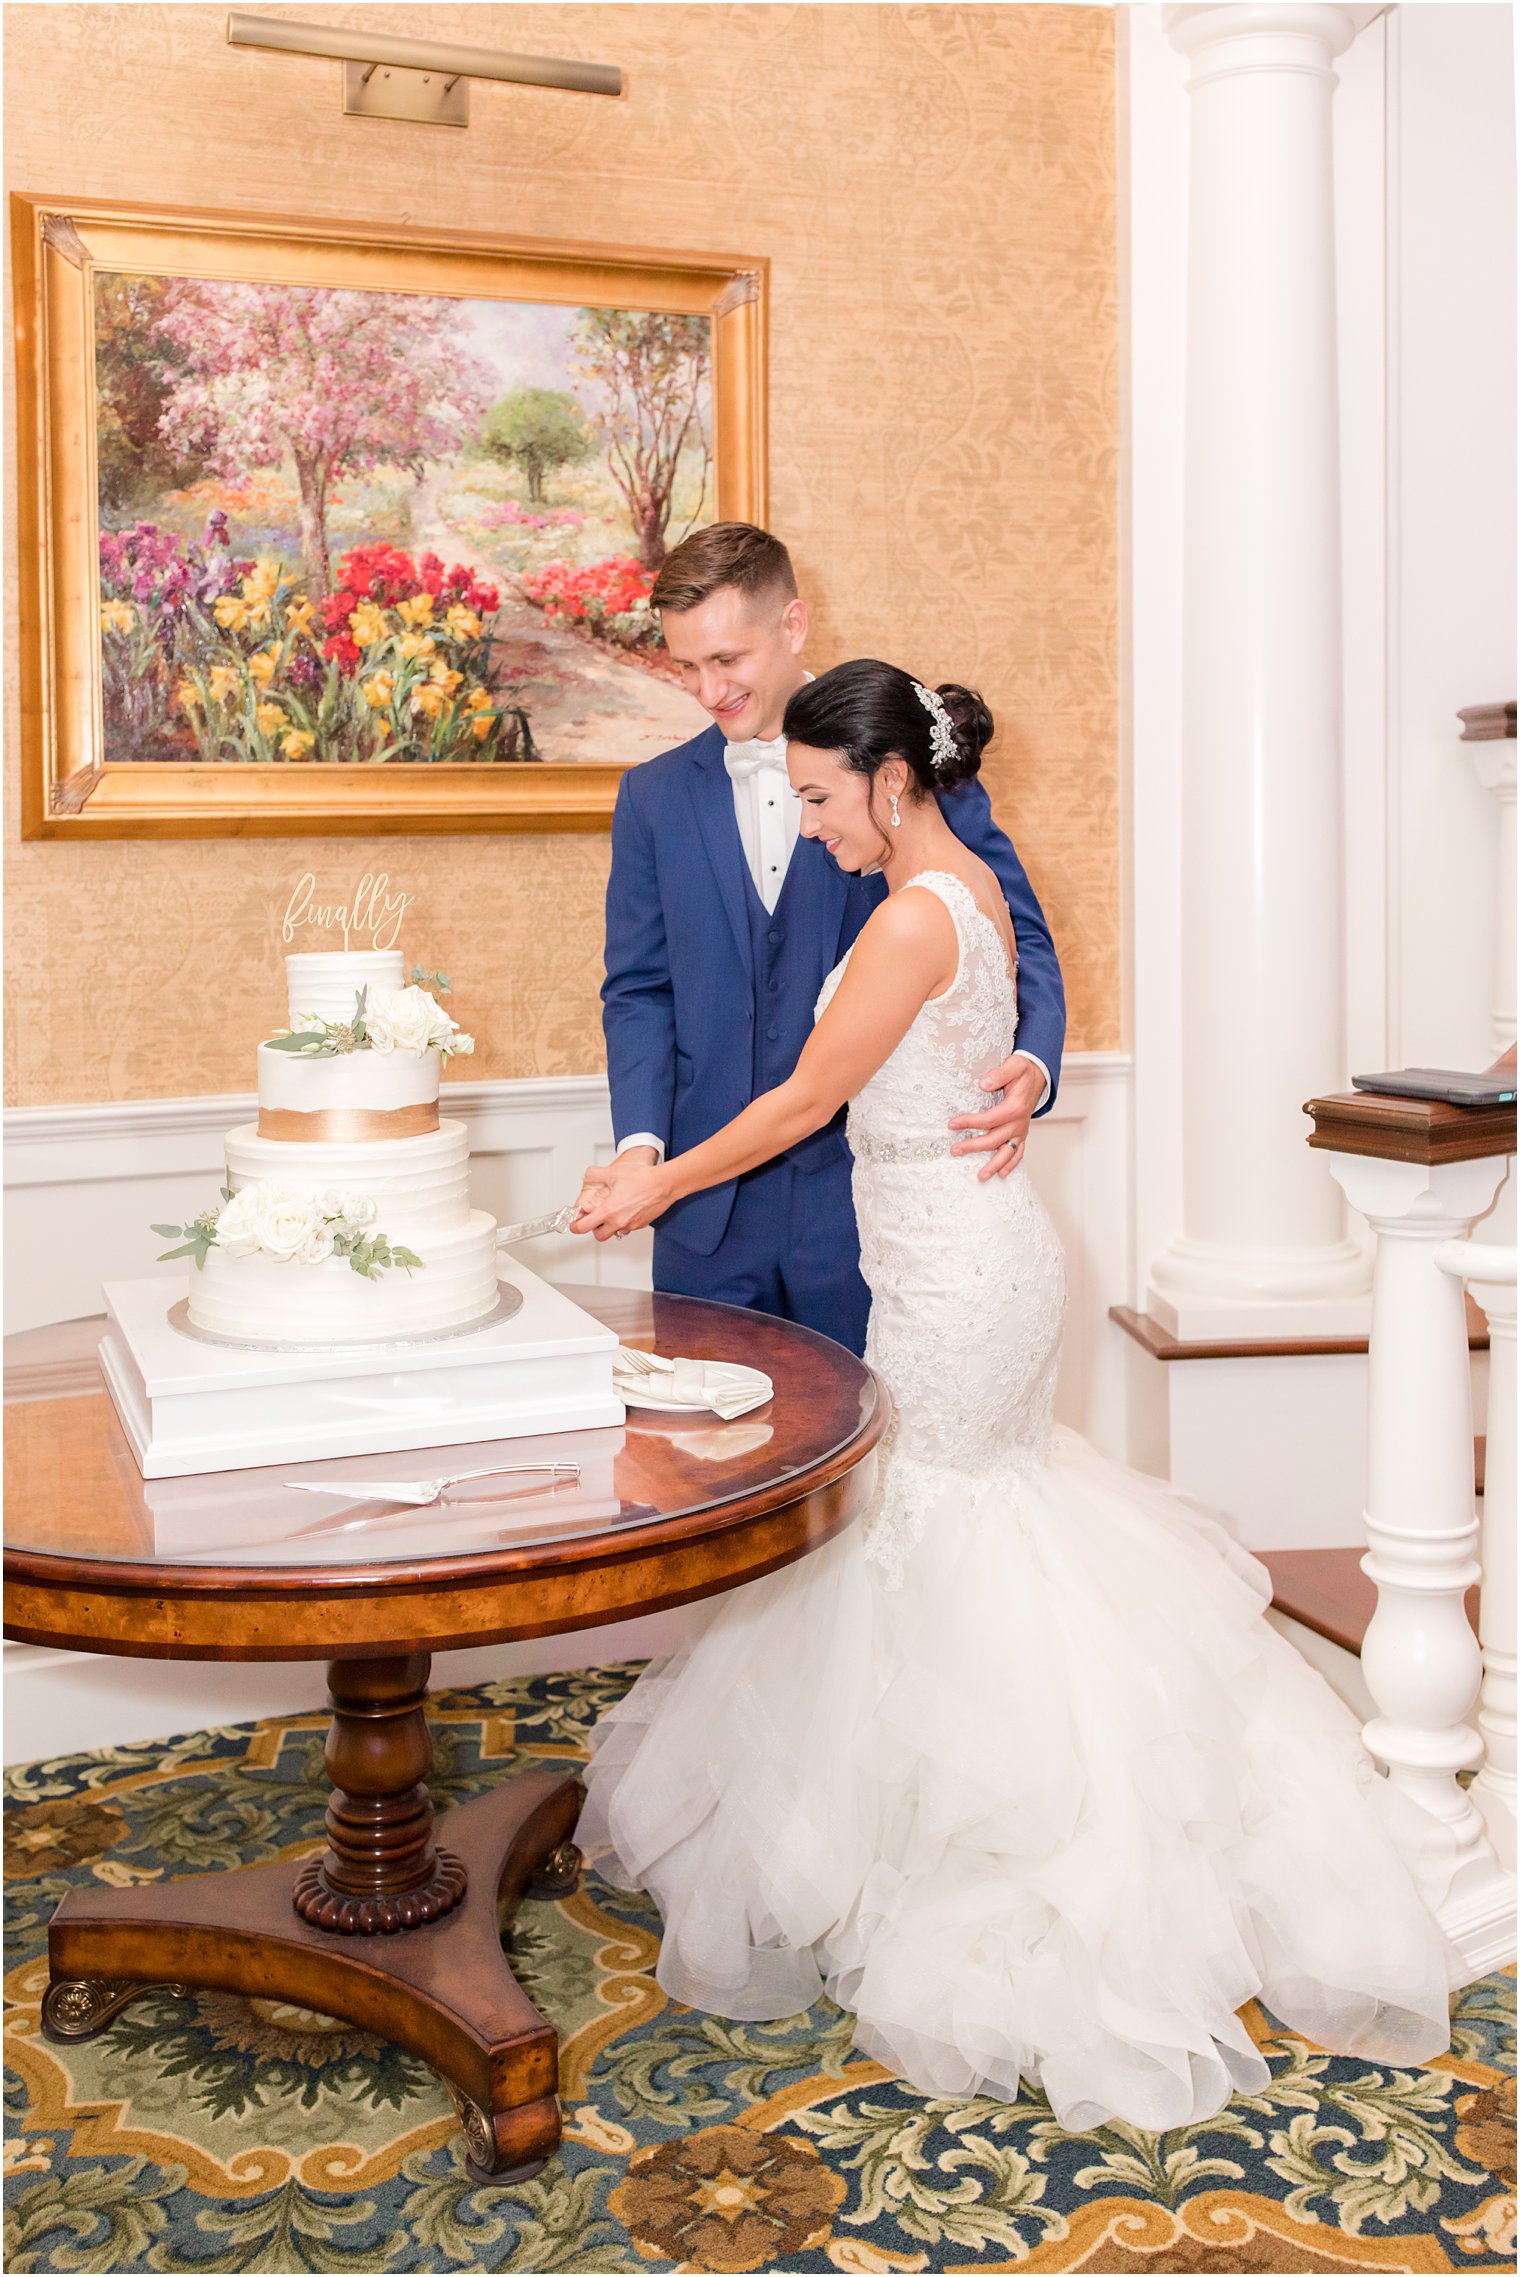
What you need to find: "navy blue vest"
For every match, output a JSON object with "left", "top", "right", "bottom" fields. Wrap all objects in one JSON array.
[{"left": 741, "top": 856, "right": 849, "bottom": 1171}]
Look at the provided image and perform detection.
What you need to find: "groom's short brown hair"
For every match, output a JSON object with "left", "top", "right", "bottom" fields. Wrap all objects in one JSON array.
[{"left": 650, "top": 523, "right": 797, "bottom": 616}]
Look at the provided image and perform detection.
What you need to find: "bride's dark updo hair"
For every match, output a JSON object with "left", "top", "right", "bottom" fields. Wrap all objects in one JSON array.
[{"left": 782, "top": 659, "right": 993, "bottom": 794}]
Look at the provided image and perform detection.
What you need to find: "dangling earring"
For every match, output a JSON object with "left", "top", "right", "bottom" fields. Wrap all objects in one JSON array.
[{"left": 889, "top": 792, "right": 901, "bottom": 829}]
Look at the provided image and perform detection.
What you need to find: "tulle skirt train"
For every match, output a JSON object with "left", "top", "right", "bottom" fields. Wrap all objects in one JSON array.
[{"left": 577, "top": 1427, "right": 1463, "bottom": 2133}]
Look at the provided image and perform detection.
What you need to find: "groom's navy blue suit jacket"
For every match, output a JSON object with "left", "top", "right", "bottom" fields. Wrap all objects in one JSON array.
[{"left": 602, "top": 720, "right": 1066, "bottom": 1259}]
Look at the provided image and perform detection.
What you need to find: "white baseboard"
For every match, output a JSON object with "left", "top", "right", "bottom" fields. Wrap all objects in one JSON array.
[
  {"left": 0, "top": 1612, "right": 698, "bottom": 1768},
  {"left": 2, "top": 1060, "right": 1136, "bottom": 1760}
]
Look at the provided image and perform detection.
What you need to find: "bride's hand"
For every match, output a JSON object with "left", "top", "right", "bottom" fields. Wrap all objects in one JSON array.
[{"left": 571, "top": 1160, "right": 673, "bottom": 1241}]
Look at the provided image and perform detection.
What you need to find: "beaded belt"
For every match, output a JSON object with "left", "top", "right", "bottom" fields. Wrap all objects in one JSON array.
[{"left": 852, "top": 1131, "right": 983, "bottom": 1163}]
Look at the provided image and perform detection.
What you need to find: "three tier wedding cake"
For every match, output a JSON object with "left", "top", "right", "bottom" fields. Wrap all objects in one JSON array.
[{"left": 160, "top": 951, "right": 501, "bottom": 1346}]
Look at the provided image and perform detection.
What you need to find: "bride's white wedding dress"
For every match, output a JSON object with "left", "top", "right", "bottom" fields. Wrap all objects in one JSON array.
[{"left": 578, "top": 870, "right": 1462, "bottom": 2132}]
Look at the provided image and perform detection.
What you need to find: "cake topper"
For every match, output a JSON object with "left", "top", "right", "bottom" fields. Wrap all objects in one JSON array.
[{"left": 281, "top": 870, "right": 414, "bottom": 952}]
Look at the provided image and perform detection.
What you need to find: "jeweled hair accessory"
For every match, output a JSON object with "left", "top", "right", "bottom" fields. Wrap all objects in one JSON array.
[{"left": 912, "top": 680, "right": 957, "bottom": 774}]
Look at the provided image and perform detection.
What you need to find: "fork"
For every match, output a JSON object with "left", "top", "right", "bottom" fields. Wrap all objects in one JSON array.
[
  {"left": 284, "top": 1460, "right": 581, "bottom": 1509},
  {"left": 615, "top": 1345, "right": 666, "bottom": 1377}
]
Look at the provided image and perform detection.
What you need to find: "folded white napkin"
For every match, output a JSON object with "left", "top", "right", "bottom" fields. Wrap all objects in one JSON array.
[{"left": 613, "top": 1347, "right": 773, "bottom": 1420}]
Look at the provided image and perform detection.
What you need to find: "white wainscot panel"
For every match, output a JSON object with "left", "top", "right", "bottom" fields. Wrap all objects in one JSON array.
[
  {"left": 2, "top": 1077, "right": 652, "bottom": 1336},
  {"left": 1023, "top": 1055, "right": 1132, "bottom": 1455},
  {"left": 4, "top": 1062, "right": 1131, "bottom": 1441}
]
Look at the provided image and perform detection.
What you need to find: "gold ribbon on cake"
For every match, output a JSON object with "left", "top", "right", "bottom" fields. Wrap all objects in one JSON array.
[{"left": 256, "top": 1103, "right": 441, "bottom": 1140}]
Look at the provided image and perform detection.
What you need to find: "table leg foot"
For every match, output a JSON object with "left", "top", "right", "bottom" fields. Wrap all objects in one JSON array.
[
  {"left": 453, "top": 2087, "right": 560, "bottom": 2185},
  {"left": 41, "top": 1976, "right": 187, "bottom": 2042},
  {"left": 525, "top": 1839, "right": 582, "bottom": 1902}
]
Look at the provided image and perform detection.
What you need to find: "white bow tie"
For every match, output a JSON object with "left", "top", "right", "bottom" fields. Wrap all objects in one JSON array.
[{"left": 723, "top": 735, "right": 789, "bottom": 783}]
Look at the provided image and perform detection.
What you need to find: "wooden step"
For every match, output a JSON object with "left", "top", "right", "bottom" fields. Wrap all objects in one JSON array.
[
  {"left": 1262, "top": 1546, "right": 1481, "bottom": 1658},
  {"left": 1112, "top": 1294, "right": 1491, "bottom": 1360}
]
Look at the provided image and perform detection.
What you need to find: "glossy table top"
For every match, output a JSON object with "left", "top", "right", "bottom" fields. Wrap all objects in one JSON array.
[{"left": 4, "top": 1288, "right": 884, "bottom": 1650}]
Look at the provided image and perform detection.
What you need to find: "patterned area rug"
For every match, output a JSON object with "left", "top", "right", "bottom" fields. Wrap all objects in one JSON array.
[{"left": 4, "top": 1666, "right": 1515, "bottom": 2274}]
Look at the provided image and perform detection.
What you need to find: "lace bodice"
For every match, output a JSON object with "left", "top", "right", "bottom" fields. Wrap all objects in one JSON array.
[
  {"left": 817, "top": 870, "right": 1066, "bottom": 1585},
  {"left": 817, "top": 870, "right": 1018, "bottom": 1157}
]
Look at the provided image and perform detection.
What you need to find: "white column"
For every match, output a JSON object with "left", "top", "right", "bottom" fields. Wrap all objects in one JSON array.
[
  {"left": 1463, "top": 732, "right": 1516, "bottom": 1057},
  {"left": 1149, "top": 4, "right": 1374, "bottom": 1338},
  {"left": 1321, "top": 1148, "right": 1515, "bottom": 1973},
  {"left": 1440, "top": 1241, "right": 1518, "bottom": 1874}
]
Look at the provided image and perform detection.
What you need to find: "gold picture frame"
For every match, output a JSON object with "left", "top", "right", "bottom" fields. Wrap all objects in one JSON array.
[{"left": 12, "top": 193, "right": 767, "bottom": 839}]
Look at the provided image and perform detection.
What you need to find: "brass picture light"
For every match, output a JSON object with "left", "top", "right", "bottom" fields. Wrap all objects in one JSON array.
[{"left": 226, "top": 11, "right": 624, "bottom": 127}]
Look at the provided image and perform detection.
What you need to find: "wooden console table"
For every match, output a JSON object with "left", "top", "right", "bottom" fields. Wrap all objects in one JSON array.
[{"left": 4, "top": 1287, "right": 886, "bottom": 2183}]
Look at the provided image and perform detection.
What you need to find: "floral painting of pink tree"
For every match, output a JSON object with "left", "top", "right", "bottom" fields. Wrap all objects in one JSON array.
[
  {"left": 155, "top": 283, "right": 492, "bottom": 598},
  {"left": 95, "top": 273, "right": 714, "bottom": 766}
]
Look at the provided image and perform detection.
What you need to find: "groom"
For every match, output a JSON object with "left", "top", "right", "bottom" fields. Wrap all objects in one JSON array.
[{"left": 602, "top": 522, "right": 1066, "bottom": 1357}]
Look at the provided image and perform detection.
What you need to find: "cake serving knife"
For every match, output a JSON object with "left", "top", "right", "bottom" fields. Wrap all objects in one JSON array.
[
  {"left": 284, "top": 1460, "right": 582, "bottom": 1508},
  {"left": 495, "top": 1201, "right": 582, "bottom": 1245}
]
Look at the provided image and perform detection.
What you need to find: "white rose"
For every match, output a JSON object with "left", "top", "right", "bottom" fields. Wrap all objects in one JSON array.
[
  {"left": 361, "top": 996, "right": 396, "bottom": 1054},
  {"left": 299, "top": 1222, "right": 335, "bottom": 1264},
  {"left": 336, "top": 1191, "right": 378, "bottom": 1228},
  {"left": 250, "top": 1181, "right": 322, "bottom": 1261},
  {"left": 446, "top": 1030, "right": 475, "bottom": 1057},
  {"left": 214, "top": 1186, "right": 263, "bottom": 1258},
  {"left": 317, "top": 1188, "right": 347, "bottom": 1219},
  {"left": 364, "top": 985, "right": 442, "bottom": 1056}
]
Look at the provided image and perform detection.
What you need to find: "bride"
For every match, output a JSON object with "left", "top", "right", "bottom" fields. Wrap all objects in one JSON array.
[{"left": 569, "top": 657, "right": 1461, "bottom": 2134}]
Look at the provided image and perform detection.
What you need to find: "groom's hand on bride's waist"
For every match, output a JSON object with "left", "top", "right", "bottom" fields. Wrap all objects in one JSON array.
[{"left": 948, "top": 1053, "right": 1046, "bottom": 1180}]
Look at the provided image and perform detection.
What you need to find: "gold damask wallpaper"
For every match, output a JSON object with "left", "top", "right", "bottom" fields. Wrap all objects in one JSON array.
[{"left": 3, "top": 3, "right": 1117, "bottom": 1105}]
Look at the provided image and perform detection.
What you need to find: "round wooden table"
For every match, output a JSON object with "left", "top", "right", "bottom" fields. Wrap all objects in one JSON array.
[{"left": 4, "top": 1286, "right": 885, "bottom": 2183}]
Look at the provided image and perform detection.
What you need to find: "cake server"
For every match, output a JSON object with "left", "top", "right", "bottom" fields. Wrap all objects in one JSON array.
[
  {"left": 284, "top": 1460, "right": 581, "bottom": 1508},
  {"left": 495, "top": 1201, "right": 582, "bottom": 1245}
]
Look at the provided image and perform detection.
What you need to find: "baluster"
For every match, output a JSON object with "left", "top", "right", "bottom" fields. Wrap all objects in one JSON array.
[
  {"left": 1306, "top": 1089, "right": 1515, "bottom": 1973},
  {"left": 1438, "top": 1241, "right": 1518, "bottom": 1872}
]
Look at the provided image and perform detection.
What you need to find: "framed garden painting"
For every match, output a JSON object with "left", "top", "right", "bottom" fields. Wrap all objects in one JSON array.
[{"left": 12, "top": 195, "right": 766, "bottom": 838}]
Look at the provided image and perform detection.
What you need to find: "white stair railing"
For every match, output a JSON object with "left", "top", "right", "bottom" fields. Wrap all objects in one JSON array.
[
  {"left": 1306, "top": 1089, "right": 1516, "bottom": 1977},
  {"left": 1437, "top": 1239, "right": 1517, "bottom": 1873}
]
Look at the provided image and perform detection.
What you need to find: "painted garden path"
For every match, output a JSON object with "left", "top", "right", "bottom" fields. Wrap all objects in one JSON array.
[{"left": 409, "top": 470, "right": 706, "bottom": 765}]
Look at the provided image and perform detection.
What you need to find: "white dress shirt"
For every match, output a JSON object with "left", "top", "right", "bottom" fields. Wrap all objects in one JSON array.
[{"left": 721, "top": 731, "right": 802, "bottom": 913}]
